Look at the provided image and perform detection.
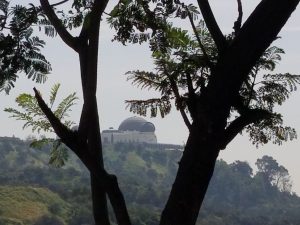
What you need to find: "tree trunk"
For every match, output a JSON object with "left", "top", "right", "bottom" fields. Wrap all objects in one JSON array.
[
  {"left": 160, "top": 124, "right": 220, "bottom": 225},
  {"left": 91, "top": 174, "right": 110, "bottom": 225},
  {"left": 87, "top": 100, "right": 110, "bottom": 225}
]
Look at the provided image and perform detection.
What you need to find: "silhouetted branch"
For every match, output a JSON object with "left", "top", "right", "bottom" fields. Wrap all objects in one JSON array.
[
  {"left": 196, "top": 0, "right": 227, "bottom": 53},
  {"left": 50, "top": 0, "right": 69, "bottom": 8},
  {"left": 186, "top": 6, "right": 212, "bottom": 67},
  {"left": 220, "top": 109, "right": 271, "bottom": 149},
  {"left": 33, "top": 87, "right": 78, "bottom": 149},
  {"left": 40, "top": 0, "right": 78, "bottom": 51},
  {"left": 166, "top": 71, "right": 192, "bottom": 130},
  {"left": 233, "top": 0, "right": 243, "bottom": 34}
]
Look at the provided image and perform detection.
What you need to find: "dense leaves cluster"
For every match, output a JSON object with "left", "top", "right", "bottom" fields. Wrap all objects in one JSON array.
[
  {"left": 0, "top": 0, "right": 97, "bottom": 94},
  {"left": 109, "top": 0, "right": 300, "bottom": 146},
  {"left": 0, "top": 1, "right": 51, "bottom": 93}
]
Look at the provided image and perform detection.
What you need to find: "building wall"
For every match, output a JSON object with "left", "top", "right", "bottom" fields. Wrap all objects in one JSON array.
[{"left": 102, "top": 131, "right": 157, "bottom": 144}]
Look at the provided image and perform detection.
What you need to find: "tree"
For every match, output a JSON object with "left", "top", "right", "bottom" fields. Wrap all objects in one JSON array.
[
  {"left": 3, "top": 1, "right": 300, "bottom": 225},
  {"left": 256, "top": 155, "right": 292, "bottom": 192},
  {"left": 109, "top": 0, "right": 300, "bottom": 224},
  {"left": 2, "top": 1, "right": 130, "bottom": 225},
  {"left": 231, "top": 161, "right": 253, "bottom": 177}
]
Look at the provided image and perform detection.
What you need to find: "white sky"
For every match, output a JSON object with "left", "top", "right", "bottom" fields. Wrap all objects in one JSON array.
[{"left": 1, "top": 0, "right": 300, "bottom": 193}]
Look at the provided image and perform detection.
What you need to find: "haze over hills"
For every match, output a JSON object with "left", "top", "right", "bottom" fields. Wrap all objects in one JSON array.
[{"left": 0, "top": 136, "right": 300, "bottom": 225}]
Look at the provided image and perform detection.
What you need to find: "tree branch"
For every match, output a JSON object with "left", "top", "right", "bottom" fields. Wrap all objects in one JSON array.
[
  {"left": 70, "top": 140, "right": 132, "bottom": 225},
  {"left": 205, "top": 0, "right": 300, "bottom": 126},
  {"left": 197, "top": 0, "right": 227, "bottom": 53},
  {"left": 106, "top": 174, "right": 132, "bottom": 225},
  {"left": 77, "top": 0, "right": 110, "bottom": 140},
  {"left": 33, "top": 87, "right": 78, "bottom": 149},
  {"left": 186, "top": 73, "right": 194, "bottom": 96},
  {"left": 166, "top": 71, "right": 192, "bottom": 130},
  {"left": 50, "top": 0, "right": 69, "bottom": 8},
  {"left": 40, "top": 0, "right": 78, "bottom": 52},
  {"left": 233, "top": 0, "right": 243, "bottom": 35},
  {"left": 34, "top": 87, "right": 131, "bottom": 225},
  {"left": 220, "top": 109, "right": 272, "bottom": 149},
  {"left": 185, "top": 6, "right": 212, "bottom": 67}
]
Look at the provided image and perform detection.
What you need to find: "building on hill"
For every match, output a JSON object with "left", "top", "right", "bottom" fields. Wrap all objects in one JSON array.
[{"left": 101, "top": 117, "right": 157, "bottom": 144}]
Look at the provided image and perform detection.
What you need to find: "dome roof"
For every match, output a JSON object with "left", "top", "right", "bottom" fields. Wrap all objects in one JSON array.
[{"left": 118, "top": 117, "right": 155, "bottom": 132}]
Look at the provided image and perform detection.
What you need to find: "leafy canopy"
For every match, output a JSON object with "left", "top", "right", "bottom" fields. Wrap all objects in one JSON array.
[
  {"left": 109, "top": 0, "right": 299, "bottom": 146},
  {"left": 0, "top": 0, "right": 97, "bottom": 94},
  {"left": 0, "top": 0, "right": 52, "bottom": 93}
]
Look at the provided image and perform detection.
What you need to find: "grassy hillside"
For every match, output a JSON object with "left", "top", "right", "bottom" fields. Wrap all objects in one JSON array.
[
  {"left": 0, "top": 186, "right": 71, "bottom": 225},
  {"left": 0, "top": 137, "right": 300, "bottom": 225}
]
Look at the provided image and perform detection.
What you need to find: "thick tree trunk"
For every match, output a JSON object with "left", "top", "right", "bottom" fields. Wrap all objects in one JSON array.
[{"left": 160, "top": 125, "right": 220, "bottom": 225}]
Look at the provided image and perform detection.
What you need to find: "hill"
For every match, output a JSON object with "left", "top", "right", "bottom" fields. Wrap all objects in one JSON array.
[
  {"left": 0, "top": 186, "right": 70, "bottom": 225},
  {"left": 0, "top": 136, "right": 300, "bottom": 224}
]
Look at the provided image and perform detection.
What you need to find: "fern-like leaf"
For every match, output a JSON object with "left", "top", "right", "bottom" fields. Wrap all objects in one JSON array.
[
  {"left": 126, "top": 96, "right": 171, "bottom": 118},
  {"left": 49, "top": 139, "right": 69, "bottom": 168},
  {"left": 49, "top": 83, "right": 60, "bottom": 108}
]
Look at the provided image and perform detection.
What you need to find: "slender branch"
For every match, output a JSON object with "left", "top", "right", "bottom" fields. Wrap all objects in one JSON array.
[
  {"left": 50, "top": 0, "right": 69, "bottom": 8},
  {"left": 233, "top": 0, "right": 243, "bottom": 34},
  {"left": 185, "top": 6, "right": 211, "bottom": 67},
  {"left": 40, "top": 0, "right": 78, "bottom": 51},
  {"left": 166, "top": 71, "right": 192, "bottom": 130},
  {"left": 197, "top": 0, "right": 227, "bottom": 53},
  {"left": 220, "top": 109, "right": 272, "bottom": 149}
]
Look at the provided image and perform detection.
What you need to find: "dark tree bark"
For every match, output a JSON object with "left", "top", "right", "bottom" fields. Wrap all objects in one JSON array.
[
  {"left": 159, "top": 0, "right": 300, "bottom": 224},
  {"left": 160, "top": 124, "right": 219, "bottom": 225}
]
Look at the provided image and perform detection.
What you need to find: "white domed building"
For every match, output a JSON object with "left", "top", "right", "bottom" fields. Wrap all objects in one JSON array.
[{"left": 101, "top": 117, "right": 157, "bottom": 144}]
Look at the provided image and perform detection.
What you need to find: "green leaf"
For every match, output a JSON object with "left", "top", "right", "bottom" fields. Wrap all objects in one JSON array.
[
  {"left": 49, "top": 139, "right": 69, "bottom": 168},
  {"left": 49, "top": 83, "right": 61, "bottom": 108}
]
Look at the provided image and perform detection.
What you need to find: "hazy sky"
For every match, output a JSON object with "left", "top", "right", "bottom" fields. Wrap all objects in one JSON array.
[{"left": 1, "top": 0, "right": 300, "bottom": 193}]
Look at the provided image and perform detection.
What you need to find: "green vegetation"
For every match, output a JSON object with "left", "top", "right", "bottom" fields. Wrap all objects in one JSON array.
[
  {"left": 2, "top": 1, "right": 299, "bottom": 223},
  {"left": 0, "top": 186, "right": 70, "bottom": 225},
  {"left": 0, "top": 136, "right": 300, "bottom": 225}
]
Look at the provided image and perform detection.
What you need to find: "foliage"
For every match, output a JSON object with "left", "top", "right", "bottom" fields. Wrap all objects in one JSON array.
[
  {"left": 0, "top": 185, "right": 71, "bottom": 225},
  {"left": 256, "top": 155, "right": 292, "bottom": 192},
  {"left": 4, "top": 83, "right": 78, "bottom": 167},
  {"left": 0, "top": 0, "right": 101, "bottom": 94},
  {"left": 108, "top": 0, "right": 299, "bottom": 147},
  {"left": 0, "top": 1, "right": 51, "bottom": 94}
]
